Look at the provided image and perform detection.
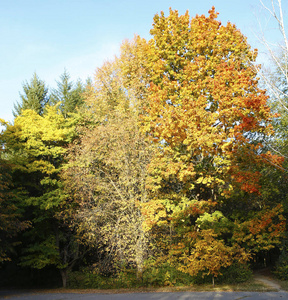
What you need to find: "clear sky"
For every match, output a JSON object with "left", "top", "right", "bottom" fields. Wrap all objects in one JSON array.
[{"left": 0, "top": 0, "right": 285, "bottom": 123}]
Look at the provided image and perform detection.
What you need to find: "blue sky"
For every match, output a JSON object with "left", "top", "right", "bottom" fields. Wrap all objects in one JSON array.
[{"left": 0, "top": 0, "right": 285, "bottom": 123}]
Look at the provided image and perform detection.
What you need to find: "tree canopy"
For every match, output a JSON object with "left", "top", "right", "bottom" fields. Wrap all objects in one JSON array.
[{"left": 0, "top": 5, "right": 287, "bottom": 288}]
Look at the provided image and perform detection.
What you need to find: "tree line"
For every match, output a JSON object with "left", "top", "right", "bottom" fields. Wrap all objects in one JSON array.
[{"left": 0, "top": 6, "right": 288, "bottom": 288}]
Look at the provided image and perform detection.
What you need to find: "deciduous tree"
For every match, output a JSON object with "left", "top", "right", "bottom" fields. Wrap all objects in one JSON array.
[
  {"left": 0, "top": 123, "right": 29, "bottom": 264},
  {"left": 63, "top": 44, "right": 153, "bottom": 279},
  {"left": 2, "top": 106, "right": 80, "bottom": 287},
  {"left": 138, "top": 7, "right": 284, "bottom": 275}
]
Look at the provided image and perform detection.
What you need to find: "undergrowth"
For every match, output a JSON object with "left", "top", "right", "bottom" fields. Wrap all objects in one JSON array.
[{"left": 67, "top": 262, "right": 252, "bottom": 289}]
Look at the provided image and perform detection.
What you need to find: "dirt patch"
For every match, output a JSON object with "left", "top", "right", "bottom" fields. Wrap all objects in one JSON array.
[{"left": 253, "top": 269, "right": 286, "bottom": 292}]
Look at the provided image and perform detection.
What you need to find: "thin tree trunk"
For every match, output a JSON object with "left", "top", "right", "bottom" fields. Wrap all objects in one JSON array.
[
  {"left": 136, "top": 238, "right": 145, "bottom": 281},
  {"left": 60, "top": 269, "right": 68, "bottom": 288},
  {"left": 136, "top": 263, "right": 143, "bottom": 281}
]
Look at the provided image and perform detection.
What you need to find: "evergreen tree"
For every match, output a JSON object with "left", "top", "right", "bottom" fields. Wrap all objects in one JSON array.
[
  {"left": 13, "top": 73, "right": 49, "bottom": 117},
  {"left": 49, "top": 70, "right": 85, "bottom": 118}
]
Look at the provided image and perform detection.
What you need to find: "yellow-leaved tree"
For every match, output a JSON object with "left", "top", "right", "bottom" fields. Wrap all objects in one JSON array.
[{"left": 63, "top": 39, "right": 154, "bottom": 280}]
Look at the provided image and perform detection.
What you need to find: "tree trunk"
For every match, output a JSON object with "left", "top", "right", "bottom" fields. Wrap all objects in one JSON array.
[
  {"left": 136, "top": 261, "right": 144, "bottom": 281},
  {"left": 212, "top": 275, "right": 215, "bottom": 287},
  {"left": 136, "top": 252, "right": 144, "bottom": 281},
  {"left": 60, "top": 269, "right": 68, "bottom": 288},
  {"left": 135, "top": 238, "right": 145, "bottom": 281}
]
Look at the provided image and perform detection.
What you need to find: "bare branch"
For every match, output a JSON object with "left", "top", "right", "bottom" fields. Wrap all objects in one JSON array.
[{"left": 257, "top": 0, "right": 288, "bottom": 109}]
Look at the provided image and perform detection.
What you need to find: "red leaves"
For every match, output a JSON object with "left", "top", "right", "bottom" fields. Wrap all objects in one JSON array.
[
  {"left": 232, "top": 169, "right": 261, "bottom": 194},
  {"left": 261, "top": 151, "right": 285, "bottom": 169}
]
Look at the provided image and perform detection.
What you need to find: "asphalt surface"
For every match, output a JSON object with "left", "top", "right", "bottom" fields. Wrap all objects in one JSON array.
[{"left": 0, "top": 290, "right": 287, "bottom": 300}]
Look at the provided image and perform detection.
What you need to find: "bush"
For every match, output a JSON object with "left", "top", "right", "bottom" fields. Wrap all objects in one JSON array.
[
  {"left": 218, "top": 264, "right": 252, "bottom": 284},
  {"left": 67, "top": 268, "right": 112, "bottom": 289},
  {"left": 67, "top": 262, "right": 252, "bottom": 289},
  {"left": 68, "top": 262, "right": 195, "bottom": 289},
  {"left": 274, "top": 250, "right": 288, "bottom": 280},
  {"left": 68, "top": 267, "right": 143, "bottom": 289},
  {"left": 192, "top": 264, "right": 252, "bottom": 285},
  {"left": 142, "top": 260, "right": 195, "bottom": 287}
]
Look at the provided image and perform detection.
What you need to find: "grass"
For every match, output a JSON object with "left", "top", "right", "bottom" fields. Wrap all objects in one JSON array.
[{"left": 278, "top": 280, "right": 288, "bottom": 291}]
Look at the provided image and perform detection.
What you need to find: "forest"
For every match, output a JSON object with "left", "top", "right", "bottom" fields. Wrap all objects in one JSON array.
[{"left": 1, "top": 5, "right": 288, "bottom": 289}]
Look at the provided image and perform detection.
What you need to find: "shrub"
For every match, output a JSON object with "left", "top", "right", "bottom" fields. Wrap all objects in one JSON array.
[
  {"left": 192, "top": 264, "right": 252, "bottom": 285},
  {"left": 274, "top": 250, "right": 288, "bottom": 280},
  {"left": 67, "top": 268, "right": 113, "bottom": 289},
  {"left": 218, "top": 264, "right": 252, "bottom": 284},
  {"left": 142, "top": 260, "right": 194, "bottom": 287},
  {"left": 67, "top": 262, "right": 252, "bottom": 289}
]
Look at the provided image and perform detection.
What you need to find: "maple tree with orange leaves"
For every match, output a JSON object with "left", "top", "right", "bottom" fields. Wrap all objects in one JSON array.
[{"left": 136, "top": 7, "right": 285, "bottom": 278}]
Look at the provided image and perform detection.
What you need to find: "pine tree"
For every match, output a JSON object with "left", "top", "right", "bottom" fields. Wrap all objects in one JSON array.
[
  {"left": 49, "top": 70, "right": 85, "bottom": 118},
  {"left": 13, "top": 73, "right": 49, "bottom": 117}
]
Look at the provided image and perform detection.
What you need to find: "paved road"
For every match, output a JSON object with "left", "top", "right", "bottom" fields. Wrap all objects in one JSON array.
[{"left": 0, "top": 290, "right": 287, "bottom": 300}]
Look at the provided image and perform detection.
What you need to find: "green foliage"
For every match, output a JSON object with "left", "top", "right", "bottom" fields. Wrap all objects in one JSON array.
[
  {"left": 0, "top": 135, "right": 29, "bottom": 264},
  {"left": 19, "top": 235, "right": 60, "bottom": 269},
  {"left": 13, "top": 73, "right": 49, "bottom": 117},
  {"left": 67, "top": 262, "right": 252, "bottom": 289},
  {"left": 49, "top": 70, "right": 85, "bottom": 117},
  {"left": 192, "top": 264, "right": 252, "bottom": 285},
  {"left": 195, "top": 211, "right": 230, "bottom": 233},
  {"left": 274, "top": 249, "right": 288, "bottom": 280},
  {"left": 67, "top": 267, "right": 138, "bottom": 289},
  {"left": 142, "top": 261, "right": 194, "bottom": 287},
  {"left": 4, "top": 106, "right": 79, "bottom": 199},
  {"left": 67, "top": 263, "right": 194, "bottom": 289},
  {"left": 217, "top": 264, "right": 253, "bottom": 284},
  {"left": 2, "top": 105, "right": 81, "bottom": 287}
]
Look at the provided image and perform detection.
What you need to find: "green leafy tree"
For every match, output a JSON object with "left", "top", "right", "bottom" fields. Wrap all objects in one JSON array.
[
  {"left": 13, "top": 73, "right": 49, "bottom": 117},
  {"left": 0, "top": 122, "right": 29, "bottom": 264},
  {"left": 2, "top": 106, "right": 81, "bottom": 287}
]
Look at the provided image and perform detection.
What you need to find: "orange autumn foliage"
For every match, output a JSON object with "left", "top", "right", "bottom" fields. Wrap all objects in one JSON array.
[
  {"left": 135, "top": 7, "right": 285, "bottom": 278},
  {"left": 139, "top": 7, "right": 278, "bottom": 196}
]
